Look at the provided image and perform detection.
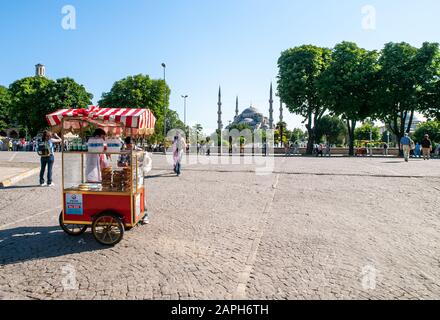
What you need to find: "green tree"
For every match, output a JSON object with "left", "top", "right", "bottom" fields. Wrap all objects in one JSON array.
[
  {"left": 227, "top": 123, "right": 252, "bottom": 131},
  {"left": 315, "top": 115, "right": 347, "bottom": 145},
  {"left": 376, "top": 42, "right": 440, "bottom": 149},
  {"left": 0, "top": 85, "right": 11, "bottom": 131},
  {"left": 354, "top": 122, "right": 381, "bottom": 141},
  {"left": 278, "top": 45, "right": 331, "bottom": 154},
  {"left": 319, "top": 42, "right": 379, "bottom": 155},
  {"left": 9, "top": 77, "right": 93, "bottom": 136},
  {"left": 165, "top": 109, "right": 186, "bottom": 132},
  {"left": 275, "top": 121, "right": 289, "bottom": 145},
  {"left": 412, "top": 120, "right": 440, "bottom": 143},
  {"left": 99, "top": 74, "right": 171, "bottom": 142},
  {"left": 188, "top": 124, "right": 205, "bottom": 145},
  {"left": 193, "top": 124, "right": 203, "bottom": 135},
  {"left": 381, "top": 130, "right": 395, "bottom": 144},
  {"left": 290, "top": 128, "right": 307, "bottom": 143}
]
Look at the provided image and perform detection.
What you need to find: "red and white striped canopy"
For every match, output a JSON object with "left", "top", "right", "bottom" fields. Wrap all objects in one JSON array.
[{"left": 46, "top": 106, "right": 156, "bottom": 136}]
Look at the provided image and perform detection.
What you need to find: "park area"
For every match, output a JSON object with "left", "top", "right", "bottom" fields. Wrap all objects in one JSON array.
[{"left": 0, "top": 152, "right": 439, "bottom": 300}]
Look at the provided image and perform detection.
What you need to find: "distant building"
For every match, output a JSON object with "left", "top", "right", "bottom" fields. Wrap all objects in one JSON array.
[
  {"left": 405, "top": 114, "right": 423, "bottom": 133},
  {"left": 379, "top": 114, "right": 424, "bottom": 134},
  {"left": 227, "top": 106, "right": 270, "bottom": 130},
  {"left": 35, "top": 63, "right": 46, "bottom": 77}
]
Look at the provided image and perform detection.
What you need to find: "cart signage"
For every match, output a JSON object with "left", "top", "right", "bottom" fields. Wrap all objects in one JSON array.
[{"left": 66, "top": 194, "right": 84, "bottom": 215}]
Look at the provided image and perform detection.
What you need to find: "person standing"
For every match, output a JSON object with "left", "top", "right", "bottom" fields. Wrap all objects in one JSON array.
[
  {"left": 383, "top": 142, "right": 389, "bottom": 156},
  {"left": 325, "top": 143, "right": 331, "bottom": 157},
  {"left": 172, "top": 134, "right": 186, "bottom": 176},
  {"left": 316, "top": 144, "right": 324, "bottom": 157},
  {"left": 206, "top": 139, "right": 211, "bottom": 156},
  {"left": 37, "top": 131, "right": 61, "bottom": 187},
  {"left": 421, "top": 134, "right": 432, "bottom": 161},
  {"left": 400, "top": 133, "right": 411, "bottom": 162}
]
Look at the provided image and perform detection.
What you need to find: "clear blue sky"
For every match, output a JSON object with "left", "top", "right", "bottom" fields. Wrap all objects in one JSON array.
[{"left": 1, "top": 0, "right": 440, "bottom": 133}]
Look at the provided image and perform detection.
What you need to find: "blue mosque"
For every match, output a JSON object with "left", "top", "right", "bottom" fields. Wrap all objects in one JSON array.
[{"left": 216, "top": 83, "right": 283, "bottom": 132}]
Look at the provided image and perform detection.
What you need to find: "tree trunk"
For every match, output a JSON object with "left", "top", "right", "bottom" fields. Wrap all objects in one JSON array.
[
  {"left": 305, "top": 113, "right": 314, "bottom": 155},
  {"left": 347, "top": 119, "right": 356, "bottom": 156},
  {"left": 406, "top": 110, "right": 415, "bottom": 134},
  {"left": 306, "top": 127, "right": 314, "bottom": 155}
]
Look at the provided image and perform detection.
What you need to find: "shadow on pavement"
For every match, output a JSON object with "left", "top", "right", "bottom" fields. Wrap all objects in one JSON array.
[
  {"left": 382, "top": 161, "right": 404, "bottom": 164},
  {"left": 0, "top": 185, "right": 41, "bottom": 190},
  {"left": 145, "top": 173, "right": 177, "bottom": 179},
  {"left": 0, "top": 226, "right": 105, "bottom": 266}
]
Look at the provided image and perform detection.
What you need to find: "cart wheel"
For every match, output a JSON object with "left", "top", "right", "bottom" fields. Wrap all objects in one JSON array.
[
  {"left": 59, "top": 212, "right": 88, "bottom": 236},
  {"left": 92, "top": 212, "right": 125, "bottom": 246}
]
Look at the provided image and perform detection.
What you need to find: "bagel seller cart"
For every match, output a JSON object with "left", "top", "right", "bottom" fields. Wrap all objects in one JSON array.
[{"left": 46, "top": 107, "right": 156, "bottom": 246}]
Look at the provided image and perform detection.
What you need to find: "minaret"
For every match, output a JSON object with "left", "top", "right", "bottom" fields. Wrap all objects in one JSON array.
[
  {"left": 217, "top": 86, "right": 223, "bottom": 132},
  {"left": 217, "top": 86, "right": 223, "bottom": 154},
  {"left": 235, "top": 96, "right": 239, "bottom": 120},
  {"left": 269, "top": 83, "right": 274, "bottom": 129}
]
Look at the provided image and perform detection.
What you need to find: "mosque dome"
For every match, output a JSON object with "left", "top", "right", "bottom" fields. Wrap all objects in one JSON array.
[
  {"left": 242, "top": 106, "right": 260, "bottom": 115},
  {"left": 228, "top": 105, "right": 269, "bottom": 130}
]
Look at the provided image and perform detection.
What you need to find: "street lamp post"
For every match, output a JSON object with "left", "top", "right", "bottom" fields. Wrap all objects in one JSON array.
[
  {"left": 181, "top": 95, "right": 188, "bottom": 129},
  {"left": 162, "top": 63, "right": 167, "bottom": 149},
  {"left": 386, "top": 131, "right": 390, "bottom": 156},
  {"left": 181, "top": 95, "right": 188, "bottom": 142}
]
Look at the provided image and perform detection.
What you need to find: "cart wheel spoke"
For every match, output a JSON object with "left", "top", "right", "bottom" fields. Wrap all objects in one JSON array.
[{"left": 92, "top": 213, "right": 124, "bottom": 246}]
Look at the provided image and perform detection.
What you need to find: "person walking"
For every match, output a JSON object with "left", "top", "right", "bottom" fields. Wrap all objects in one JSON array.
[
  {"left": 421, "top": 134, "right": 432, "bottom": 160},
  {"left": 172, "top": 134, "right": 186, "bottom": 176},
  {"left": 37, "top": 131, "right": 61, "bottom": 187},
  {"left": 400, "top": 133, "right": 412, "bottom": 162}
]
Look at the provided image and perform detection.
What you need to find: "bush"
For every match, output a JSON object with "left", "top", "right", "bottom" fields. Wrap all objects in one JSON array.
[{"left": 413, "top": 121, "right": 440, "bottom": 144}]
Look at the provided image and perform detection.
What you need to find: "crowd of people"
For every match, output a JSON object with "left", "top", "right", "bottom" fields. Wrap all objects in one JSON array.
[{"left": 0, "top": 137, "right": 65, "bottom": 152}]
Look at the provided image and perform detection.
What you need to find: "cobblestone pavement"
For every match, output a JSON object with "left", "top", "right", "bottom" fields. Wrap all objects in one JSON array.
[{"left": 0, "top": 152, "right": 439, "bottom": 300}]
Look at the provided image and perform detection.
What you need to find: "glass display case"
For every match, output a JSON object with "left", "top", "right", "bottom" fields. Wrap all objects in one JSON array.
[{"left": 62, "top": 151, "right": 146, "bottom": 194}]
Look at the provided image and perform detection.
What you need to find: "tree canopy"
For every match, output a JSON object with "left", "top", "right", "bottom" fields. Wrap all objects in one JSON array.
[
  {"left": 99, "top": 74, "right": 172, "bottom": 142},
  {"left": 319, "top": 42, "right": 379, "bottom": 154},
  {"left": 354, "top": 122, "right": 381, "bottom": 142},
  {"left": 412, "top": 120, "right": 440, "bottom": 143},
  {"left": 9, "top": 77, "right": 93, "bottom": 136},
  {"left": 277, "top": 45, "right": 331, "bottom": 153},
  {"left": 376, "top": 42, "right": 440, "bottom": 146},
  {"left": 0, "top": 85, "right": 11, "bottom": 132},
  {"left": 315, "top": 115, "right": 347, "bottom": 145},
  {"left": 278, "top": 41, "right": 440, "bottom": 153}
]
